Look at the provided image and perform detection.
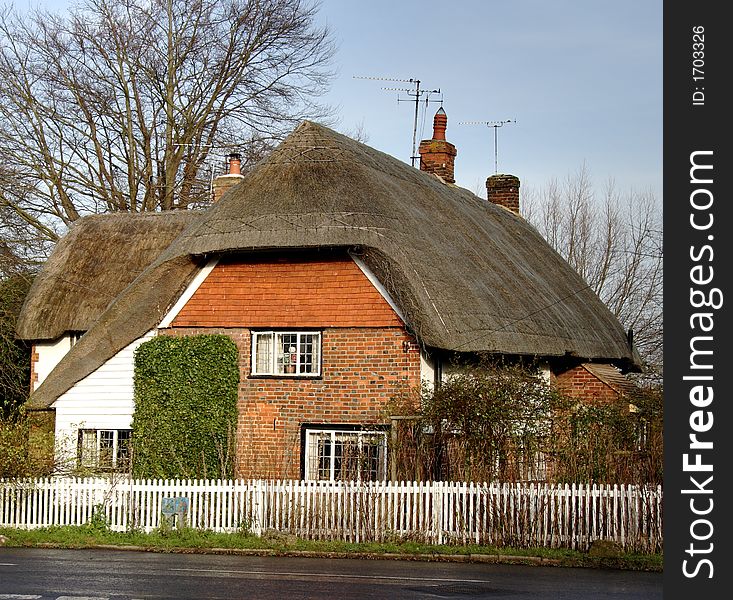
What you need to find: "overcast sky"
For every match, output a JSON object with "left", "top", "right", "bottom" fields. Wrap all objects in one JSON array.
[
  {"left": 318, "top": 0, "right": 662, "bottom": 200},
  {"left": 32, "top": 0, "right": 663, "bottom": 200}
]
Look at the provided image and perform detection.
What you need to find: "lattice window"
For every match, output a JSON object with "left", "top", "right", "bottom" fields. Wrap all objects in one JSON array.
[
  {"left": 78, "top": 429, "right": 132, "bottom": 471},
  {"left": 252, "top": 331, "right": 321, "bottom": 376},
  {"left": 304, "top": 428, "right": 387, "bottom": 481}
]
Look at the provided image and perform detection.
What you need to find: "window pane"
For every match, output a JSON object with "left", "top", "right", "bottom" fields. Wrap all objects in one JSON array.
[
  {"left": 99, "top": 430, "right": 115, "bottom": 469},
  {"left": 360, "top": 434, "right": 386, "bottom": 481},
  {"left": 335, "top": 434, "right": 357, "bottom": 480},
  {"left": 317, "top": 435, "right": 332, "bottom": 480},
  {"left": 311, "top": 335, "right": 320, "bottom": 374},
  {"left": 306, "top": 431, "right": 332, "bottom": 480},
  {"left": 79, "top": 430, "right": 97, "bottom": 468},
  {"left": 277, "top": 333, "right": 298, "bottom": 374},
  {"left": 255, "top": 333, "right": 273, "bottom": 374},
  {"left": 117, "top": 430, "right": 132, "bottom": 470},
  {"left": 299, "top": 333, "right": 318, "bottom": 374}
]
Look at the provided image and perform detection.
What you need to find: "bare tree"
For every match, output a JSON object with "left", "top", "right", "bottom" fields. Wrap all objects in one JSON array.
[
  {"left": 0, "top": 0, "right": 334, "bottom": 243},
  {"left": 523, "top": 165, "right": 663, "bottom": 379},
  {"left": 0, "top": 241, "right": 32, "bottom": 419}
]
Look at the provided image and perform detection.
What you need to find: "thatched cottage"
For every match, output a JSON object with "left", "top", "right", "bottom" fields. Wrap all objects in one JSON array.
[{"left": 17, "top": 112, "right": 640, "bottom": 479}]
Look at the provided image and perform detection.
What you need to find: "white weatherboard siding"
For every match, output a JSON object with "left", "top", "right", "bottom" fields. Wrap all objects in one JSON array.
[
  {"left": 52, "top": 331, "right": 155, "bottom": 465},
  {"left": 34, "top": 335, "right": 74, "bottom": 391},
  {"left": 420, "top": 350, "right": 436, "bottom": 390}
]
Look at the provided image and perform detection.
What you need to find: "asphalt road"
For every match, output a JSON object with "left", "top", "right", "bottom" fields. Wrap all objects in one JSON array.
[{"left": 0, "top": 548, "right": 662, "bottom": 599}]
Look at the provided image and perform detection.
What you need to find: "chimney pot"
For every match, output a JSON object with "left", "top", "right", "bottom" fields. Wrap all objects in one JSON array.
[
  {"left": 418, "top": 108, "right": 457, "bottom": 184},
  {"left": 212, "top": 152, "right": 245, "bottom": 203},
  {"left": 432, "top": 108, "right": 447, "bottom": 141},
  {"left": 227, "top": 152, "right": 242, "bottom": 175}
]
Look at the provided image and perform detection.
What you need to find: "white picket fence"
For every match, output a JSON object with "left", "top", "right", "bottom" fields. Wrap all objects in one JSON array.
[{"left": 0, "top": 477, "right": 663, "bottom": 552}]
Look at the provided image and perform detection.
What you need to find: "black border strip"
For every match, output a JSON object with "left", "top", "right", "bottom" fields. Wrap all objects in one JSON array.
[{"left": 664, "top": 3, "right": 730, "bottom": 597}]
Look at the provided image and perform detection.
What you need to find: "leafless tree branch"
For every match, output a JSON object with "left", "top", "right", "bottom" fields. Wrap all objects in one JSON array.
[{"left": 523, "top": 165, "right": 663, "bottom": 380}]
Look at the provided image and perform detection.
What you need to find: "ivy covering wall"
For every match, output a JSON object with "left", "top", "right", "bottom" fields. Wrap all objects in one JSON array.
[{"left": 132, "top": 335, "right": 239, "bottom": 479}]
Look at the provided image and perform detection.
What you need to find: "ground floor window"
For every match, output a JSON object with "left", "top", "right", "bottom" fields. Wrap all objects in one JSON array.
[
  {"left": 78, "top": 429, "right": 132, "bottom": 471},
  {"left": 303, "top": 426, "right": 387, "bottom": 481}
]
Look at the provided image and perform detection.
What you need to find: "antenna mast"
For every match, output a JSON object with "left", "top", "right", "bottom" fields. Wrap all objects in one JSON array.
[
  {"left": 355, "top": 76, "right": 441, "bottom": 167},
  {"left": 458, "top": 119, "right": 516, "bottom": 173}
]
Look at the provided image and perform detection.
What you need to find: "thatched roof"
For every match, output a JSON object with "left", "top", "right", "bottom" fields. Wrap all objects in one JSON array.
[
  {"left": 23, "top": 121, "right": 640, "bottom": 410},
  {"left": 157, "top": 122, "right": 638, "bottom": 360},
  {"left": 16, "top": 212, "right": 198, "bottom": 340}
]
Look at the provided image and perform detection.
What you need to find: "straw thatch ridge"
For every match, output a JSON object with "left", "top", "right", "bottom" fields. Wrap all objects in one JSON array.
[
  {"left": 16, "top": 211, "right": 199, "bottom": 340},
  {"left": 23, "top": 121, "right": 640, "bottom": 410}
]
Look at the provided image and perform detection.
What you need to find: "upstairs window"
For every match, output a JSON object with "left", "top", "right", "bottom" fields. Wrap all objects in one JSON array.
[
  {"left": 252, "top": 331, "right": 321, "bottom": 376},
  {"left": 78, "top": 429, "right": 132, "bottom": 471}
]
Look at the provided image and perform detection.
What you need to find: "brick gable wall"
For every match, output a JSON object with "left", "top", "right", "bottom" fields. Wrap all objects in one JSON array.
[{"left": 172, "top": 255, "right": 402, "bottom": 329}]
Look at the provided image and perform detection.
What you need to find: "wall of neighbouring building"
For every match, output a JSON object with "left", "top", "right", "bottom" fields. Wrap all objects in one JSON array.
[
  {"left": 32, "top": 336, "right": 75, "bottom": 392},
  {"left": 553, "top": 364, "right": 623, "bottom": 404}
]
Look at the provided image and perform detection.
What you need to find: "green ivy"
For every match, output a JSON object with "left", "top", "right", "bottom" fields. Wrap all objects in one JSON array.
[{"left": 132, "top": 335, "right": 239, "bottom": 479}]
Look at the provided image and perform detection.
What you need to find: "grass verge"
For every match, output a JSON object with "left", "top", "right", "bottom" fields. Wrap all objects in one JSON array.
[{"left": 0, "top": 526, "right": 662, "bottom": 572}]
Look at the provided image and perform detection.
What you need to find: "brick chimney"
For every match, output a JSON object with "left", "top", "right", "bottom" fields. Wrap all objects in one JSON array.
[
  {"left": 486, "top": 173, "right": 520, "bottom": 214},
  {"left": 418, "top": 108, "right": 457, "bottom": 183},
  {"left": 212, "top": 152, "right": 245, "bottom": 203}
]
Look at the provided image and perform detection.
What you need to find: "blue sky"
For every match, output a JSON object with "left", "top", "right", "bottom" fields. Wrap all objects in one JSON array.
[
  {"left": 318, "top": 0, "right": 662, "bottom": 199},
  {"left": 31, "top": 0, "right": 662, "bottom": 199}
]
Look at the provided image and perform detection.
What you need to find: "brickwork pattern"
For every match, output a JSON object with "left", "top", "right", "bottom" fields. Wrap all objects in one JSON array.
[
  {"left": 29, "top": 345, "right": 39, "bottom": 392},
  {"left": 212, "top": 174, "right": 244, "bottom": 203},
  {"left": 418, "top": 139, "right": 457, "bottom": 184},
  {"left": 172, "top": 255, "right": 402, "bottom": 329},
  {"left": 486, "top": 174, "right": 520, "bottom": 214},
  {"left": 554, "top": 364, "right": 621, "bottom": 404},
  {"left": 166, "top": 326, "right": 421, "bottom": 479}
]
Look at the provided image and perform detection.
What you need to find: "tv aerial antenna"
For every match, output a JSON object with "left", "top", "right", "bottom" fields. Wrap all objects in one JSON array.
[
  {"left": 354, "top": 76, "right": 442, "bottom": 167},
  {"left": 458, "top": 119, "right": 516, "bottom": 174}
]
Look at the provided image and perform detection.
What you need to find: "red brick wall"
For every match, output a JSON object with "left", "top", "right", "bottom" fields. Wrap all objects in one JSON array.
[
  {"left": 166, "top": 253, "right": 420, "bottom": 479},
  {"left": 166, "top": 326, "right": 421, "bottom": 479},
  {"left": 554, "top": 364, "right": 620, "bottom": 404},
  {"left": 172, "top": 255, "right": 402, "bottom": 329}
]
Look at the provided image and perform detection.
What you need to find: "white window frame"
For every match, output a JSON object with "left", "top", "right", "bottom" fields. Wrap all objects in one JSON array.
[
  {"left": 78, "top": 429, "right": 132, "bottom": 471},
  {"left": 303, "top": 427, "right": 387, "bottom": 482},
  {"left": 251, "top": 331, "right": 322, "bottom": 377}
]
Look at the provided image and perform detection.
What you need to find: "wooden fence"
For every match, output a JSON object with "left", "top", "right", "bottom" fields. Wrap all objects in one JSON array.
[{"left": 0, "top": 478, "right": 662, "bottom": 552}]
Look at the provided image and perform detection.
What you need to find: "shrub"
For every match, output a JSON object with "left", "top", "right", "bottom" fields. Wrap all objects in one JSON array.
[
  {"left": 0, "top": 413, "right": 55, "bottom": 478},
  {"left": 387, "top": 356, "right": 663, "bottom": 484}
]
